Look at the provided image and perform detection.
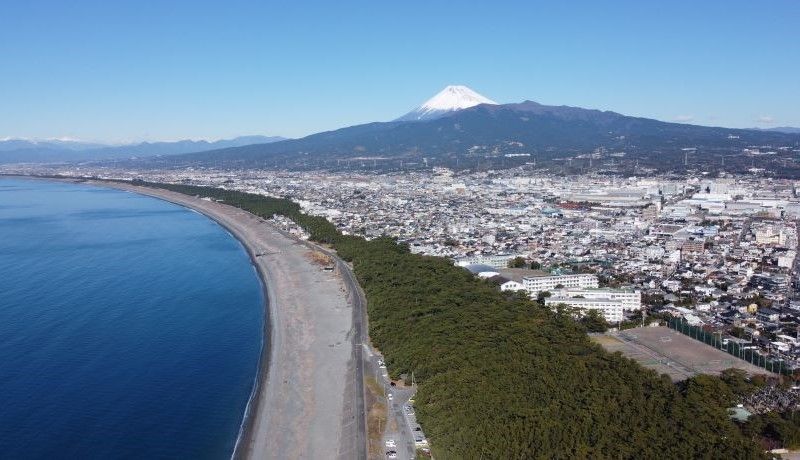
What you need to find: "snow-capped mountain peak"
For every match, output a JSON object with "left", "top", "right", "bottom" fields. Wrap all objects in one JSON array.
[{"left": 396, "top": 85, "right": 497, "bottom": 122}]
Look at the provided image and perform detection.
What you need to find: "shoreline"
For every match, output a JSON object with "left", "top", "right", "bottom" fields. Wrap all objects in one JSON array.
[
  {"left": 66, "top": 177, "right": 275, "bottom": 457},
  {"left": 0, "top": 175, "right": 273, "bottom": 455},
  {"left": 161, "top": 199, "right": 274, "bottom": 459},
  {"left": 75, "top": 178, "right": 361, "bottom": 459},
  {"left": 6, "top": 174, "right": 366, "bottom": 458},
  {"left": 89, "top": 181, "right": 277, "bottom": 458}
]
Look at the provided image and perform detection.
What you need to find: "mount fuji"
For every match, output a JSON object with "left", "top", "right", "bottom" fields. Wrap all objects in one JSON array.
[
  {"left": 32, "top": 83, "right": 800, "bottom": 176},
  {"left": 396, "top": 85, "right": 497, "bottom": 122}
]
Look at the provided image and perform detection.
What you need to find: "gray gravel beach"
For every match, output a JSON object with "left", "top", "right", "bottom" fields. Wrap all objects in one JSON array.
[{"left": 92, "top": 181, "right": 362, "bottom": 460}]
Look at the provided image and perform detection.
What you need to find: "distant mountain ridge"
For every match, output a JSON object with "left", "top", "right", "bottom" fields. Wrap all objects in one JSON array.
[
  {"left": 0, "top": 135, "right": 286, "bottom": 163},
  {"left": 7, "top": 85, "right": 800, "bottom": 175},
  {"left": 168, "top": 94, "right": 800, "bottom": 173},
  {"left": 0, "top": 139, "right": 106, "bottom": 152},
  {"left": 756, "top": 127, "right": 800, "bottom": 134}
]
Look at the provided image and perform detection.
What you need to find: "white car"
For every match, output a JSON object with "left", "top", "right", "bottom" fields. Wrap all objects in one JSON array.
[
  {"left": 385, "top": 439, "right": 397, "bottom": 448},
  {"left": 387, "top": 393, "right": 393, "bottom": 401}
]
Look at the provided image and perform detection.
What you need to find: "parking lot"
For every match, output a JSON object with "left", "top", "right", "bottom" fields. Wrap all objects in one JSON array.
[{"left": 364, "top": 343, "right": 429, "bottom": 460}]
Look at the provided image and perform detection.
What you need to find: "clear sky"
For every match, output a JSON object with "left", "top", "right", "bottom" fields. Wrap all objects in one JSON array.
[{"left": 1, "top": 0, "right": 798, "bottom": 143}]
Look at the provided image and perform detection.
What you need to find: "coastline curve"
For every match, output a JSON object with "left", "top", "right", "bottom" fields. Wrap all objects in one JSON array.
[{"left": 81, "top": 179, "right": 363, "bottom": 460}]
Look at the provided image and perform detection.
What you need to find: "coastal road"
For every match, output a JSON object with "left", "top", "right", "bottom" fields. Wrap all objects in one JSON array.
[
  {"left": 336, "top": 256, "right": 368, "bottom": 460},
  {"left": 363, "top": 344, "right": 420, "bottom": 460}
]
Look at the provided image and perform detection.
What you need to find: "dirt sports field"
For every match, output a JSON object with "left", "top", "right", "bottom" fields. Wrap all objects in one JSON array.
[{"left": 592, "top": 326, "right": 770, "bottom": 381}]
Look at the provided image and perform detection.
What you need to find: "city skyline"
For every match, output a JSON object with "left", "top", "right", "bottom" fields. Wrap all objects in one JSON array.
[{"left": 1, "top": 0, "right": 799, "bottom": 142}]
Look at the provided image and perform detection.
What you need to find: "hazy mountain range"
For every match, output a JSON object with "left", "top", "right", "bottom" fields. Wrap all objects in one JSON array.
[
  {"left": 5, "top": 86, "right": 800, "bottom": 174},
  {"left": 755, "top": 127, "right": 800, "bottom": 134},
  {"left": 164, "top": 86, "right": 800, "bottom": 172},
  {"left": 0, "top": 136, "right": 286, "bottom": 163}
]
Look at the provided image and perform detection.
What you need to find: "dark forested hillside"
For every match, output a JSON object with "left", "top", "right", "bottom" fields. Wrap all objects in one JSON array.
[
  {"left": 157, "top": 102, "right": 800, "bottom": 176},
  {"left": 134, "top": 180, "right": 765, "bottom": 458}
]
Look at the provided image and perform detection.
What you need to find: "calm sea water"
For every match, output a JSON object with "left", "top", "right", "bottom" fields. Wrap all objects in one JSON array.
[{"left": 0, "top": 178, "right": 264, "bottom": 459}]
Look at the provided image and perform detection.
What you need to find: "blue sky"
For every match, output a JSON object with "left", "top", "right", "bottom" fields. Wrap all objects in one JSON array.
[{"left": 1, "top": 0, "right": 798, "bottom": 142}]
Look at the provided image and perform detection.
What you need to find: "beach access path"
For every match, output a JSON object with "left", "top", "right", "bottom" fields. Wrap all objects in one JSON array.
[{"left": 92, "top": 181, "right": 367, "bottom": 460}]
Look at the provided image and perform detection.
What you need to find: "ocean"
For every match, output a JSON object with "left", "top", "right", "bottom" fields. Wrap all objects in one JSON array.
[{"left": 0, "top": 178, "right": 264, "bottom": 458}]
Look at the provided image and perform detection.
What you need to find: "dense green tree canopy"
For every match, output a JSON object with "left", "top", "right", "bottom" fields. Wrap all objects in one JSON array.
[{"left": 137, "top": 181, "right": 766, "bottom": 459}]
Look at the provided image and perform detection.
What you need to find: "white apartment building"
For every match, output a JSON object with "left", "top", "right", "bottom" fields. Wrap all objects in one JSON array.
[
  {"left": 551, "top": 288, "right": 642, "bottom": 311},
  {"left": 522, "top": 274, "right": 598, "bottom": 295},
  {"left": 544, "top": 297, "right": 624, "bottom": 323},
  {"left": 755, "top": 226, "right": 787, "bottom": 246},
  {"left": 779, "top": 251, "right": 797, "bottom": 269},
  {"left": 500, "top": 280, "right": 525, "bottom": 292},
  {"left": 455, "top": 253, "right": 520, "bottom": 269}
]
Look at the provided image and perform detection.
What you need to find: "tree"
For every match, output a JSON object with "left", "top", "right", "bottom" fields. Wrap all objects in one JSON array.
[
  {"left": 536, "top": 291, "right": 552, "bottom": 303},
  {"left": 581, "top": 309, "right": 609, "bottom": 333},
  {"left": 508, "top": 256, "right": 527, "bottom": 268},
  {"left": 133, "top": 179, "right": 768, "bottom": 459},
  {"left": 730, "top": 326, "right": 746, "bottom": 339},
  {"left": 529, "top": 261, "right": 542, "bottom": 270}
]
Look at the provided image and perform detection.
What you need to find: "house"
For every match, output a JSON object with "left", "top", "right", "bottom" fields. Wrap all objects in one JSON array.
[{"left": 756, "top": 307, "right": 780, "bottom": 323}]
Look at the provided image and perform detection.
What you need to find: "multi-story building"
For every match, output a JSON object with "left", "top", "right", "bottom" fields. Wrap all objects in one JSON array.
[
  {"left": 681, "top": 238, "right": 705, "bottom": 259},
  {"left": 551, "top": 287, "right": 642, "bottom": 310},
  {"left": 522, "top": 274, "right": 598, "bottom": 295},
  {"left": 544, "top": 297, "right": 624, "bottom": 323},
  {"left": 454, "top": 253, "right": 520, "bottom": 269}
]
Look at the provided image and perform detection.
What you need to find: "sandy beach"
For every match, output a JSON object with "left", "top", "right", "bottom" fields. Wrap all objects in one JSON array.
[{"left": 89, "top": 181, "right": 366, "bottom": 460}]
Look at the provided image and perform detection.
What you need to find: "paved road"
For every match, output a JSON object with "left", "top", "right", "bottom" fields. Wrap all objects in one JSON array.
[
  {"left": 362, "top": 345, "right": 423, "bottom": 460},
  {"left": 736, "top": 216, "right": 752, "bottom": 246},
  {"left": 334, "top": 254, "right": 368, "bottom": 460}
]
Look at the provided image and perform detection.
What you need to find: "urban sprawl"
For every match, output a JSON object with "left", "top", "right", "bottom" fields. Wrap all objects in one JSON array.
[{"left": 12, "top": 164, "right": 800, "bottom": 377}]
